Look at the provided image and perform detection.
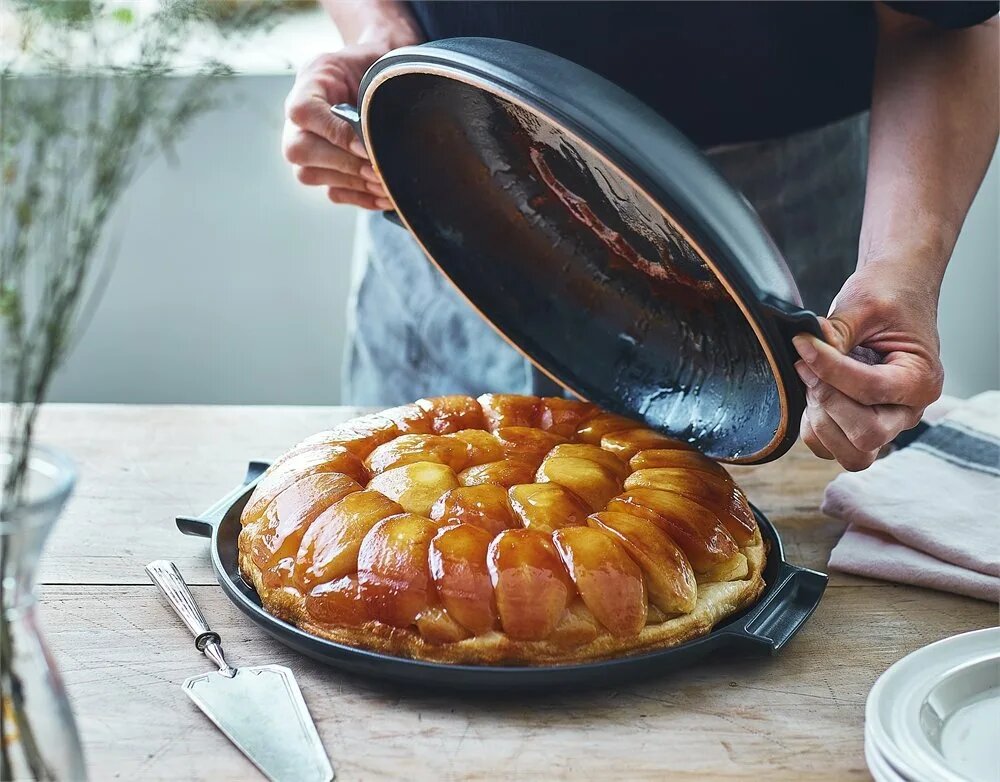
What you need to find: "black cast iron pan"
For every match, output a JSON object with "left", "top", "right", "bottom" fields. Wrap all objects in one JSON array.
[
  {"left": 177, "top": 463, "right": 827, "bottom": 693},
  {"left": 330, "top": 37, "right": 844, "bottom": 465}
]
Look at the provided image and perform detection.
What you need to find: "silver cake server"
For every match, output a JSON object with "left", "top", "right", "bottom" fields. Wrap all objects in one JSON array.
[{"left": 145, "top": 560, "right": 334, "bottom": 782}]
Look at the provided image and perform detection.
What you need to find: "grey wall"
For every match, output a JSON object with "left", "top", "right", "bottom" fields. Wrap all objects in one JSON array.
[
  {"left": 50, "top": 76, "right": 358, "bottom": 405},
  {"left": 48, "top": 74, "right": 999, "bottom": 405},
  {"left": 937, "top": 153, "right": 999, "bottom": 398}
]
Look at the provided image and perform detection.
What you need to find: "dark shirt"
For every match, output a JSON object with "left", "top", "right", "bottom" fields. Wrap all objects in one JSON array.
[{"left": 406, "top": 1, "right": 998, "bottom": 147}]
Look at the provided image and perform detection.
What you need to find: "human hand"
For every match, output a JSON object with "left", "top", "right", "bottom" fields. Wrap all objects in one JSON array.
[
  {"left": 792, "top": 263, "right": 944, "bottom": 471},
  {"left": 282, "top": 44, "right": 394, "bottom": 209}
]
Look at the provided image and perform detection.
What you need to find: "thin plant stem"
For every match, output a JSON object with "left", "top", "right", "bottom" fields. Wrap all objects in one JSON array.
[{"left": 0, "top": 2, "right": 289, "bottom": 777}]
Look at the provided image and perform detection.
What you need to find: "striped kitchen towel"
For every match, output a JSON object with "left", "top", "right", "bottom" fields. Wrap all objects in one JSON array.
[{"left": 825, "top": 391, "right": 999, "bottom": 602}]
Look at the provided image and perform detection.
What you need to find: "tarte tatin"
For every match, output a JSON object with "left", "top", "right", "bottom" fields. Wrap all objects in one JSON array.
[{"left": 238, "top": 394, "right": 766, "bottom": 665}]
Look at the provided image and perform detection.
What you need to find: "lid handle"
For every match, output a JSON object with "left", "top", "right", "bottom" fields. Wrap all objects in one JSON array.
[
  {"left": 329, "top": 103, "right": 401, "bottom": 228},
  {"left": 762, "top": 295, "right": 886, "bottom": 371},
  {"left": 330, "top": 103, "right": 362, "bottom": 136}
]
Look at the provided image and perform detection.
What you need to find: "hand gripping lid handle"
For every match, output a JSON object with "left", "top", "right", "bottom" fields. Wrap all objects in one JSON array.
[{"left": 330, "top": 103, "right": 402, "bottom": 228}]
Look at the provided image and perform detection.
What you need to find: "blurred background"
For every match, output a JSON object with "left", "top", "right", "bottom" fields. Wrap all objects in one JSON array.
[{"left": 26, "top": 3, "right": 998, "bottom": 405}]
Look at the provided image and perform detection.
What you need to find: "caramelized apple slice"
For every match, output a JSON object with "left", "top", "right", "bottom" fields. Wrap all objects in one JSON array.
[
  {"left": 603, "top": 496, "right": 668, "bottom": 526},
  {"left": 415, "top": 606, "right": 472, "bottom": 644},
  {"left": 266, "top": 440, "right": 368, "bottom": 479},
  {"left": 477, "top": 393, "right": 540, "bottom": 430},
  {"left": 575, "top": 412, "right": 638, "bottom": 444},
  {"left": 299, "top": 413, "right": 399, "bottom": 458},
  {"left": 545, "top": 443, "right": 631, "bottom": 482},
  {"left": 538, "top": 397, "right": 598, "bottom": 437},
  {"left": 242, "top": 444, "right": 367, "bottom": 527},
  {"left": 588, "top": 511, "right": 697, "bottom": 615},
  {"left": 364, "top": 434, "right": 471, "bottom": 475},
  {"left": 260, "top": 556, "right": 295, "bottom": 590},
  {"left": 697, "top": 553, "right": 749, "bottom": 583},
  {"left": 625, "top": 466, "right": 729, "bottom": 505},
  {"left": 601, "top": 428, "right": 695, "bottom": 460},
  {"left": 367, "top": 461, "right": 459, "bottom": 516},
  {"left": 552, "top": 526, "right": 647, "bottom": 637},
  {"left": 629, "top": 448, "right": 732, "bottom": 481},
  {"left": 535, "top": 456, "right": 622, "bottom": 511},
  {"left": 381, "top": 403, "right": 435, "bottom": 435},
  {"left": 507, "top": 483, "right": 591, "bottom": 532},
  {"left": 494, "top": 426, "right": 567, "bottom": 466},
  {"left": 548, "top": 599, "right": 602, "bottom": 646},
  {"left": 294, "top": 490, "right": 403, "bottom": 590},
  {"left": 445, "top": 429, "right": 504, "bottom": 467},
  {"left": 250, "top": 472, "right": 362, "bottom": 569},
  {"left": 357, "top": 513, "right": 440, "bottom": 627},
  {"left": 416, "top": 395, "right": 486, "bottom": 433},
  {"left": 305, "top": 575, "right": 368, "bottom": 626},
  {"left": 428, "top": 523, "right": 499, "bottom": 634},
  {"left": 458, "top": 459, "right": 537, "bottom": 489},
  {"left": 608, "top": 489, "right": 738, "bottom": 572},
  {"left": 488, "top": 529, "right": 574, "bottom": 640},
  {"left": 625, "top": 467, "right": 756, "bottom": 543},
  {"left": 429, "top": 485, "right": 515, "bottom": 536},
  {"left": 723, "top": 485, "right": 758, "bottom": 546}
]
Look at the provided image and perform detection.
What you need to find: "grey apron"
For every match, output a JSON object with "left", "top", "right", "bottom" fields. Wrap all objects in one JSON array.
[{"left": 343, "top": 112, "right": 869, "bottom": 405}]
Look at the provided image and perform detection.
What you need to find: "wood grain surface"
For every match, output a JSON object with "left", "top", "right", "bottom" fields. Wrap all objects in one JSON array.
[{"left": 32, "top": 404, "right": 996, "bottom": 781}]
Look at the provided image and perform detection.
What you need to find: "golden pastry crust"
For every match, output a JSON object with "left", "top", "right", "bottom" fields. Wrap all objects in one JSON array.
[{"left": 239, "top": 395, "right": 766, "bottom": 666}]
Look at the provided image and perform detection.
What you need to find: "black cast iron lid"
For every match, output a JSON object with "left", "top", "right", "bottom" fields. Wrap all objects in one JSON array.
[{"left": 339, "top": 38, "right": 823, "bottom": 464}]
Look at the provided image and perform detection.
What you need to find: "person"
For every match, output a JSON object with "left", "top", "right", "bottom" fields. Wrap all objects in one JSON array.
[{"left": 282, "top": 0, "right": 998, "bottom": 471}]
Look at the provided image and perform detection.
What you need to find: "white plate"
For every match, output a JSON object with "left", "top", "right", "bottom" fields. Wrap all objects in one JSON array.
[
  {"left": 893, "top": 652, "right": 1000, "bottom": 782},
  {"left": 866, "top": 725, "right": 911, "bottom": 782},
  {"left": 866, "top": 628, "right": 1000, "bottom": 782}
]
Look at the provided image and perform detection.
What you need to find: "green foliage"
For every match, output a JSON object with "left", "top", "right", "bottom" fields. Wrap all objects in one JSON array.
[
  {"left": 19, "top": 0, "right": 95, "bottom": 26},
  {"left": 110, "top": 6, "right": 134, "bottom": 25}
]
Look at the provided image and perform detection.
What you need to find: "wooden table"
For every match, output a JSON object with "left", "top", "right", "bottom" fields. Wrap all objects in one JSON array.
[{"left": 35, "top": 404, "right": 993, "bottom": 781}]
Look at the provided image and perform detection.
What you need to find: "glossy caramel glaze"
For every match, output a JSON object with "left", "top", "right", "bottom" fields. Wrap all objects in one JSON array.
[{"left": 239, "top": 395, "right": 766, "bottom": 665}]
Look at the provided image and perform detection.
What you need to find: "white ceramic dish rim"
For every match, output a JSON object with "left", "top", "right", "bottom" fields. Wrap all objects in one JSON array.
[
  {"left": 893, "top": 651, "right": 1000, "bottom": 782},
  {"left": 865, "top": 730, "right": 911, "bottom": 782},
  {"left": 865, "top": 627, "right": 1000, "bottom": 782}
]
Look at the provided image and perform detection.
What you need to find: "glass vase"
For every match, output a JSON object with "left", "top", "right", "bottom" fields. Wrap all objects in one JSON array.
[{"left": 1, "top": 442, "right": 86, "bottom": 781}]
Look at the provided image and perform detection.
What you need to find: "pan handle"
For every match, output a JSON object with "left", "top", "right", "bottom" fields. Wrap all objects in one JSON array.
[
  {"left": 724, "top": 561, "right": 828, "bottom": 654},
  {"left": 175, "top": 461, "right": 270, "bottom": 538},
  {"left": 329, "top": 103, "right": 403, "bottom": 228},
  {"left": 762, "top": 295, "right": 885, "bottom": 367}
]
